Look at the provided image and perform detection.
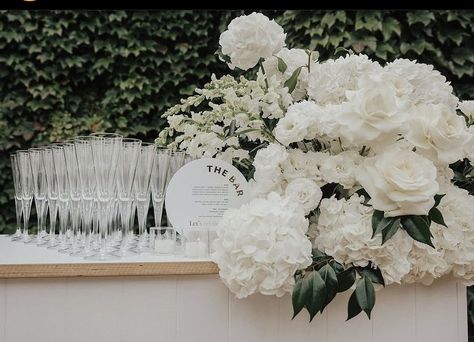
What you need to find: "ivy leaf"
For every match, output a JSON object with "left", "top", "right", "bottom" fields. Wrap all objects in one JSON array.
[
  {"left": 283, "top": 66, "right": 303, "bottom": 93},
  {"left": 347, "top": 290, "right": 362, "bottom": 321},
  {"left": 276, "top": 56, "right": 287, "bottom": 73},
  {"left": 337, "top": 267, "right": 356, "bottom": 292},
  {"left": 434, "top": 194, "right": 445, "bottom": 207},
  {"left": 429, "top": 207, "right": 447, "bottom": 228},
  {"left": 381, "top": 218, "right": 400, "bottom": 244},
  {"left": 361, "top": 267, "right": 385, "bottom": 286},
  {"left": 401, "top": 215, "right": 434, "bottom": 247},
  {"left": 318, "top": 264, "right": 338, "bottom": 313},
  {"left": 305, "top": 271, "right": 327, "bottom": 322},
  {"left": 355, "top": 276, "right": 376, "bottom": 319}
]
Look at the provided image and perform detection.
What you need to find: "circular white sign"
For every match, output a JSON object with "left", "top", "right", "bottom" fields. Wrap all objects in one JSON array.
[{"left": 165, "top": 158, "right": 249, "bottom": 231}]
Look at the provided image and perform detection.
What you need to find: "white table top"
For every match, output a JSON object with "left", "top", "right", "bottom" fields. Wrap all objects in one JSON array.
[{"left": 0, "top": 235, "right": 210, "bottom": 265}]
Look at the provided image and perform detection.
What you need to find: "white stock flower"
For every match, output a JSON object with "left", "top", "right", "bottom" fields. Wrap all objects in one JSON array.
[
  {"left": 458, "top": 100, "right": 474, "bottom": 121},
  {"left": 285, "top": 178, "right": 322, "bottom": 214},
  {"left": 212, "top": 192, "right": 312, "bottom": 298},
  {"left": 405, "top": 104, "right": 470, "bottom": 164},
  {"left": 314, "top": 195, "right": 413, "bottom": 284},
  {"left": 219, "top": 12, "right": 286, "bottom": 71},
  {"left": 356, "top": 148, "right": 439, "bottom": 217},
  {"left": 281, "top": 149, "right": 326, "bottom": 186}
]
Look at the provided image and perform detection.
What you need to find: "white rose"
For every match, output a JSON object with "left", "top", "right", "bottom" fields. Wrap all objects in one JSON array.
[
  {"left": 356, "top": 148, "right": 439, "bottom": 217},
  {"left": 219, "top": 12, "right": 286, "bottom": 71},
  {"left": 335, "top": 82, "right": 408, "bottom": 146},
  {"left": 404, "top": 103, "right": 470, "bottom": 164},
  {"left": 285, "top": 178, "right": 322, "bottom": 215},
  {"left": 458, "top": 100, "right": 474, "bottom": 121}
]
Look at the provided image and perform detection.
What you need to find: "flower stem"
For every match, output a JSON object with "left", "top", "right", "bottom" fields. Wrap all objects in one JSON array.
[{"left": 259, "top": 59, "right": 269, "bottom": 89}]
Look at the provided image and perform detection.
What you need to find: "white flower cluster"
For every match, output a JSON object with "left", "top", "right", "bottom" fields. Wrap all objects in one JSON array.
[
  {"left": 211, "top": 192, "right": 312, "bottom": 298},
  {"left": 314, "top": 195, "right": 413, "bottom": 284},
  {"left": 162, "top": 11, "right": 474, "bottom": 298}
]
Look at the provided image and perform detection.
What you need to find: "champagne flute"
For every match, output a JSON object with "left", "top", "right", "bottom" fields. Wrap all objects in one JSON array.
[
  {"left": 16, "top": 150, "right": 34, "bottom": 243},
  {"left": 10, "top": 153, "right": 23, "bottom": 241}
]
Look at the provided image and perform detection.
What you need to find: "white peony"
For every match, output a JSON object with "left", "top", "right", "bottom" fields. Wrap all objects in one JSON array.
[
  {"left": 314, "top": 195, "right": 413, "bottom": 284},
  {"left": 285, "top": 178, "right": 322, "bottom": 215},
  {"left": 458, "top": 100, "right": 474, "bottom": 122},
  {"left": 404, "top": 103, "right": 470, "bottom": 164},
  {"left": 356, "top": 148, "right": 439, "bottom": 217},
  {"left": 219, "top": 12, "right": 286, "bottom": 71},
  {"left": 212, "top": 192, "right": 312, "bottom": 298}
]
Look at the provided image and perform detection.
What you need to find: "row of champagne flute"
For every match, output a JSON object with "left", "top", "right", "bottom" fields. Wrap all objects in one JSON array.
[{"left": 10, "top": 132, "right": 187, "bottom": 260}]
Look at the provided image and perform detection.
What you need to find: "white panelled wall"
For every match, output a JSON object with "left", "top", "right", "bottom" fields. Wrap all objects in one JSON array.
[{"left": 0, "top": 275, "right": 468, "bottom": 342}]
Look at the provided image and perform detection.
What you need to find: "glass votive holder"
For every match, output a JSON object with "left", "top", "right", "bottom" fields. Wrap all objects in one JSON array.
[
  {"left": 182, "top": 229, "right": 209, "bottom": 258},
  {"left": 150, "top": 227, "right": 176, "bottom": 255}
]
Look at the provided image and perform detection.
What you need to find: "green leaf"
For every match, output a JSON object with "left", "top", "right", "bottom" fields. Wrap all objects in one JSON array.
[
  {"left": 434, "top": 194, "right": 445, "bottom": 207},
  {"left": 276, "top": 56, "right": 287, "bottom": 73},
  {"left": 283, "top": 66, "right": 303, "bottom": 93},
  {"left": 291, "top": 276, "right": 306, "bottom": 319},
  {"left": 355, "top": 276, "right": 376, "bottom": 319},
  {"left": 401, "top": 215, "right": 434, "bottom": 247},
  {"left": 305, "top": 271, "right": 327, "bottom": 321},
  {"left": 347, "top": 291, "right": 362, "bottom": 321},
  {"left": 318, "top": 264, "right": 338, "bottom": 313},
  {"left": 372, "top": 210, "right": 398, "bottom": 238},
  {"left": 337, "top": 267, "right": 356, "bottom": 292},
  {"left": 429, "top": 207, "right": 447, "bottom": 227},
  {"left": 361, "top": 267, "right": 385, "bottom": 286},
  {"left": 381, "top": 218, "right": 401, "bottom": 244}
]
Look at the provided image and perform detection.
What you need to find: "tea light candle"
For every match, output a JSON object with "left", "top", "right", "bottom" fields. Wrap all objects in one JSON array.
[
  {"left": 155, "top": 239, "right": 175, "bottom": 254},
  {"left": 185, "top": 241, "right": 208, "bottom": 257}
]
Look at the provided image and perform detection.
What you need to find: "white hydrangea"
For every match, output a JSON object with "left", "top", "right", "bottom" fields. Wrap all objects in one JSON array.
[
  {"left": 314, "top": 195, "right": 413, "bottom": 284},
  {"left": 252, "top": 143, "right": 289, "bottom": 196},
  {"left": 219, "top": 12, "right": 286, "bottom": 71},
  {"left": 307, "top": 54, "right": 382, "bottom": 106},
  {"left": 385, "top": 58, "right": 459, "bottom": 111},
  {"left": 212, "top": 192, "right": 312, "bottom": 298}
]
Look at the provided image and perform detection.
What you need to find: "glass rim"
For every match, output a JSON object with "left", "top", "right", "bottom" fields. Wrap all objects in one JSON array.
[
  {"left": 122, "top": 138, "right": 142, "bottom": 143},
  {"left": 90, "top": 132, "right": 123, "bottom": 138}
]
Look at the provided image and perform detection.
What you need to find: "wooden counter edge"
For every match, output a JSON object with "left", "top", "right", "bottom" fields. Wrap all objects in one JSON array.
[{"left": 0, "top": 261, "right": 219, "bottom": 278}]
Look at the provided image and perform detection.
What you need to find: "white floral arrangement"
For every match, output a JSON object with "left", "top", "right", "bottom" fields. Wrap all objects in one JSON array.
[{"left": 158, "top": 12, "right": 474, "bottom": 321}]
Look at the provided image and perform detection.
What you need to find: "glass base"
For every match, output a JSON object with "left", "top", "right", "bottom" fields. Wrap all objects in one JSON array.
[{"left": 84, "top": 251, "right": 121, "bottom": 261}]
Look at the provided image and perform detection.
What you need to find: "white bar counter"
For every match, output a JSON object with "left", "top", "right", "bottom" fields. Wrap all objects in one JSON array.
[{"left": 0, "top": 235, "right": 468, "bottom": 342}]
